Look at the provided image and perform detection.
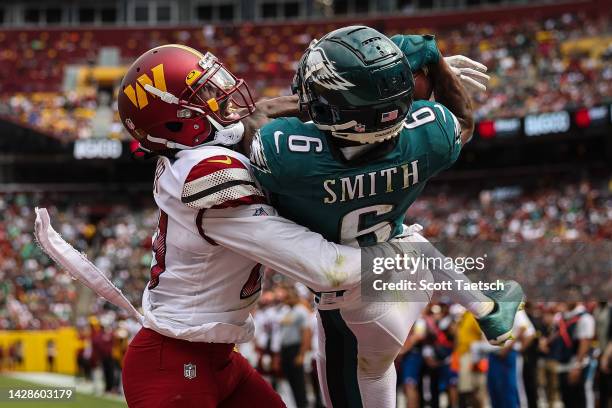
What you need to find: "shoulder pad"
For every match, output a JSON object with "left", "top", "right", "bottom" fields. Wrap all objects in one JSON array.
[{"left": 181, "top": 154, "right": 266, "bottom": 210}]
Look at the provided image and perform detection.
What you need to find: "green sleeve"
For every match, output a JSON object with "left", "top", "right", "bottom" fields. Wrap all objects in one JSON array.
[
  {"left": 428, "top": 102, "right": 462, "bottom": 173},
  {"left": 390, "top": 34, "right": 440, "bottom": 72},
  {"left": 408, "top": 101, "right": 462, "bottom": 174}
]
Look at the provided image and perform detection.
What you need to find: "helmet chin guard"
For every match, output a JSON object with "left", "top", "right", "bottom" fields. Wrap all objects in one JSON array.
[
  {"left": 140, "top": 82, "right": 246, "bottom": 148},
  {"left": 202, "top": 119, "right": 245, "bottom": 147}
]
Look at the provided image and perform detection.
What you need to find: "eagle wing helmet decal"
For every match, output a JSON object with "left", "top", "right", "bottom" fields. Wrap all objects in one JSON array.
[{"left": 303, "top": 47, "right": 356, "bottom": 91}]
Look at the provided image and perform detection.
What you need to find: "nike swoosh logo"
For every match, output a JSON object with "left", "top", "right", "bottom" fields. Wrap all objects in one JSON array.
[{"left": 207, "top": 156, "right": 232, "bottom": 165}]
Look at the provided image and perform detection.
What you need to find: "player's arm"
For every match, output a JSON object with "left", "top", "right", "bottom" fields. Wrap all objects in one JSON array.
[
  {"left": 240, "top": 95, "right": 306, "bottom": 156},
  {"left": 181, "top": 156, "right": 361, "bottom": 292},
  {"left": 429, "top": 56, "right": 474, "bottom": 145},
  {"left": 202, "top": 206, "right": 362, "bottom": 292},
  {"left": 392, "top": 34, "right": 487, "bottom": 144}
]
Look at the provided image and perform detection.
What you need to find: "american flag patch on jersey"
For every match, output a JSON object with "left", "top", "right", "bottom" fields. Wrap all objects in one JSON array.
[
  {"left": 381, "top": 110, "right": 399, "bottom": 123},
  {"left": 181, "top": 155, "right": 266, "bottom": 209}
]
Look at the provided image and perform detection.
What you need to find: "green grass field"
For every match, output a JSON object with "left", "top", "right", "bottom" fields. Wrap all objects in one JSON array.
[{"left": 0, "top": 375, "right": 127, "bottom": 407}]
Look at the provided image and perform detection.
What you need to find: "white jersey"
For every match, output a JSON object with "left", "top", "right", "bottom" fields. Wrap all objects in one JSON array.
[{"left": 142, "top": 146, "right": 362, "bottom": 344}]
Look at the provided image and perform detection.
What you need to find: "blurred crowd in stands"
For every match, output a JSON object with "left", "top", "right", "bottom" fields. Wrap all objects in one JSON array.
[
  {"left": 0, "top": 177, "right": 610, "bottom": 329},
  {"left": 248, "top": 289, "right": 612, "bottom": 408},
  {"left": 0, "top": 176, "right": 610, "bottom": 405},
  {"left": 0, "top": 10, "right": 610, "bottom": 141},
  {"left": 0, "top": 91, "right": 100, "bottom": 141},
  {"left": 0, "top": 192, "right": 156, "bottom": 330},
  {"left": 458, "top": 13, "right": 611, "bottom": 120}
]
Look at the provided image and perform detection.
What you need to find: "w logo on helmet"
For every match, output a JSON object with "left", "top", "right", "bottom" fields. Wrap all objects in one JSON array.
[{"left": 123, "top": 64, "right": 167, "bottom": 109}]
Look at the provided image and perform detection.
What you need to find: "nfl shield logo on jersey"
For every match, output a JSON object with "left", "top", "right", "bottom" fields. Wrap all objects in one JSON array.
[{"left": 184, "top": 363, "right": 197, "bottom": 379}]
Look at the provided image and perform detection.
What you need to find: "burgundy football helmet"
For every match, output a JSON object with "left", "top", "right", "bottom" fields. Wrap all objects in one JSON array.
[{"left": 118, "top": 44, "right": 255, "bottom": 153}]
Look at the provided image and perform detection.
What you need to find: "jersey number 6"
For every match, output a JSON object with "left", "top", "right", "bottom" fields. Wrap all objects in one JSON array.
[
  {"left": 275, "top": 131, "right": 323, "bottom": 154},
  {"left": 340, "top": 204, "right": 395, "bottom": 245}
]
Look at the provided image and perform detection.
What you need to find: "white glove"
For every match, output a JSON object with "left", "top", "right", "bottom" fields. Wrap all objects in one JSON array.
[{"left": 444, "top": 55, "right": 490, "bottom": 93}]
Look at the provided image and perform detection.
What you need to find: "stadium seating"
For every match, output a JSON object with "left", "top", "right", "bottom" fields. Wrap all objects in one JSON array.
[{"left": 0, "top": 6, "right": 610, "bottom": 141}]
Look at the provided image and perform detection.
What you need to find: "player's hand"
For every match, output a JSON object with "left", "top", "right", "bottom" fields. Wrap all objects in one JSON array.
[
  {"left": 444, "top": 55, "right": 490, "bottom": 93},
  {"left": 294, "top": 353, "right": 304, "bottom": 367}
]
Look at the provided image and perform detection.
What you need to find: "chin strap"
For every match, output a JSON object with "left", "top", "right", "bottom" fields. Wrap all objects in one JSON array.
[
  {"left": 315, "top": 121, "right": 358, "bottom": 132},
  {"left": 131, "top": 144, "right": 159, "bottom": 160},
  {"left": 139, "top": 119, "right": 245, "bottom": 151},
  {"left": 202, "top": 116, "right": 245, "bottom": 147}
]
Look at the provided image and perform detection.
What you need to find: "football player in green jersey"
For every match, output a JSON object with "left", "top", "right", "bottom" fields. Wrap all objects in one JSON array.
[{"left": 244, "top": 26, "right": 524, "bottom": 407}]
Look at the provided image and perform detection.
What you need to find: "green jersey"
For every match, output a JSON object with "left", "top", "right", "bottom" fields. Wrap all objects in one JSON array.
[{"left": 250, "top": 100, "right": 462, "bottom": 247}]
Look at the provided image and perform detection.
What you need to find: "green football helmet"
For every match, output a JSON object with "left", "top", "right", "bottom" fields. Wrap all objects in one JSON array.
[{"left": 293, "top": 25, "right": 414, "bottom": 144}]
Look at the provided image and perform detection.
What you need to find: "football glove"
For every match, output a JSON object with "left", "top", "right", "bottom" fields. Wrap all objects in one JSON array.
[
  {"left": 444, "top": 55, "right": 490, "bottom": 93},
  {"left": 390, "top": 34, "right": 440, "bottom": 72}
]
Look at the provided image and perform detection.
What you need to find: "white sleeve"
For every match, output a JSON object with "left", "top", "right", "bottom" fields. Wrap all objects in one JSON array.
[
  {"left": 576, "top": 314, "right": 596, "bottom": 340},
  {"left": 513, "top": 310, "right": 536, "bottom": 337},
  {"left": 201, "top": 204, "right": 362, "bottom": 292}
]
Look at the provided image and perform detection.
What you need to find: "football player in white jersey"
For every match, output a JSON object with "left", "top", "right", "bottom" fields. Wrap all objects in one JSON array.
[{"left": 114, "top": 45, "right": 371, "bottom": 407}]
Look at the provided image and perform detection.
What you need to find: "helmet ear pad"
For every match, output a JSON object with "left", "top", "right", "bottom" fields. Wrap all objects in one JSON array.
[{"left": 164, "top": 122, "right": 183, "bottom": 132}]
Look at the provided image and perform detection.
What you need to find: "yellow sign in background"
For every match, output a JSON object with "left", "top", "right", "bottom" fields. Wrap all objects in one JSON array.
[{"left": 0, "top": 328, "right": 80, "bottom": 375}]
